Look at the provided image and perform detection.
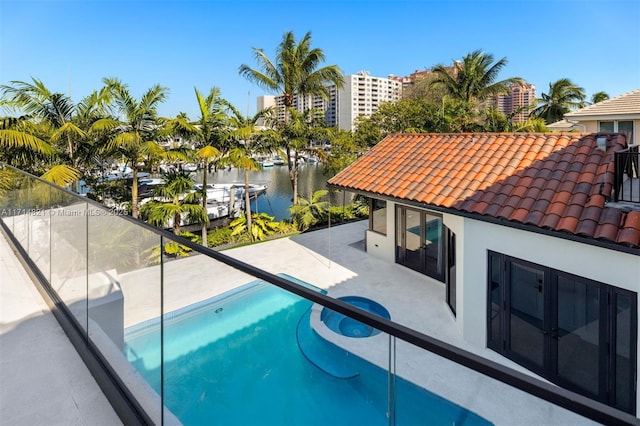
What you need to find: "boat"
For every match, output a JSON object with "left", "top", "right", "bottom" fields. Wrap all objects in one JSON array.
[
  {"left": 182, "top": 163, "right": 198, "bottom": 173},
  {"left": 256, "top": 156, "right": 274, "bottom": 168},
  {"left": 194, "top": 183, "right": 267, "bottom": 204},
  {"left": 158, "top": 163, "right": 177, "bottom": 174},
  {"left": 273, "top": 158, "right": 285, "bottom": 166},
  {"left": 138, "top": 177, "right": 165, "bottom": 197}
]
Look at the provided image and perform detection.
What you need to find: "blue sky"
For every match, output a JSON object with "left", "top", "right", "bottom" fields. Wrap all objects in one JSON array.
[{"left": 2, "top": 0, "right": 639, "bottom": 119}]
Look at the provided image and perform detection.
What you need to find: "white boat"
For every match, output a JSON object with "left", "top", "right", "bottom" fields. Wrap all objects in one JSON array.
[
  {"left": 182, "top": 163, "right": 198, "bottom": 173},
  {"left": 273, "top": 158, "right": 285, "bottom": 166},
  {"left": 138, "top": 177, "right": 165, "bottom": 197},
  {"left": 260, "top": 160, "right": 274, "bottom": 168},
  {"left": 158, "top": 163, "right": 177, "bottom": 174},
  {"left": 194, "top": 183, "right": 267, "bottom": 204}
]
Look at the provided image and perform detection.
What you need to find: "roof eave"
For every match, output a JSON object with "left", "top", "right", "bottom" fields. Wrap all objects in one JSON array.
[
  {"left": 328, "top": 184, "right": 640, "bottom": 256},
  {"left": 565, "top": 113, "right": 640, "bottom": 120}
]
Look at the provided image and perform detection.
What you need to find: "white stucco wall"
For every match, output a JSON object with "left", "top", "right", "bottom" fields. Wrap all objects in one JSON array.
[
  {"left": 365, "top": 201, "right": 640, "bottom": 415},
  {"left": 460, "top": 216, "right": 640, "bottom": 416},
  {"left": 580, "top": 119, "right": 640, "bottom": 146},
  {"left": 460, "top": 217, "right": 640, "bottom": 345},
  {"left": 364, "top": 201, "right": 397, "bottom": 263}
]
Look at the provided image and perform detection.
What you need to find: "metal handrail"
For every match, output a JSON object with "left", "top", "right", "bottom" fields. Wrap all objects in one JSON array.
[{"left": 0, "top": 163, "right": 637, "bottom": 425}]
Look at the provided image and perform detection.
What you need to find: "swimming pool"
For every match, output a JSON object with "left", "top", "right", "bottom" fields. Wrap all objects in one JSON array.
[{"left": 125, "top": 278, "right": 492, "bottom": 425}]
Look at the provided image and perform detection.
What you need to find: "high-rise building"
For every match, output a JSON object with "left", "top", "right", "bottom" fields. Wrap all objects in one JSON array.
[
  {"left": 255, "top": 72, "right": 402, "bottom": 130},
  {"left": 337, "top": 72, "right": 402, "bottom": 130},
  {"left": 493, "top": 83, "right": 537, "bottom": 122}
]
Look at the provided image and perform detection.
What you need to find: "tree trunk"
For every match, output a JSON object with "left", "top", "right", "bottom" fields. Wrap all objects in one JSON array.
[
  {"left": 131, "top": 164, "right": 139, "bottom": 218},
  {"left": 201, "top": 160, "right": 208, "bottom": 247},
  {"left": 244, "top": 169, "right": 252, "bottom": 241},
  {"left": 173, "top": 195, "right": 181, "bottom": 235},
  {"left": 285, "top": 146, "right": 297, "bottom": 204},
  {"left": 291, "top": 152, "right": 299, "bottom": 205},
  {"left": 68, "top": 134, "right": 79, "bottom": 193}
]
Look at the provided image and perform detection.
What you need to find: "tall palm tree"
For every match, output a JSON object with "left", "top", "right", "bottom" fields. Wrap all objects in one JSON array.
[
  {"left": 591, "top": 91, "right": 610, "bottom": 104},
  {"left": 191, "top": 88, "right": 225, "bottom": 246},
  {"left": 531, "top": 78, "right": 586, "bottom": 124},
  {"left": 223, "top": 102, "right": 270, "bottom": 239},
  {"left": 91, "top": 78, "right": 168, "bottom": 218},
  {"left": 271, "top": 107, "right": 329, "bottom": 204},
  {"left": 162, "top": 90, "right": 225, "bottom": 246},
  {"left": 429, "top": 50, "right": 522, "bottom": 104},
  {"left": 239, "top": 30, "right": 343, "bottom": 204}
]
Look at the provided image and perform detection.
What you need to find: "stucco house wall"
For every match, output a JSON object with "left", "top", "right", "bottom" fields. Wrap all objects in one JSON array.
[
  {"left": 576, "top": 119, "right": 640, "bottom": 146},
  {"left": 460, "top": 216, "right": 640, "bottom": 414},
  {"left": 365, "top": 201, "right": 640, "bottom": 414}
]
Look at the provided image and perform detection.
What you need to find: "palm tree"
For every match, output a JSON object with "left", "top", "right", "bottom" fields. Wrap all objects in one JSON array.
[
  {"left": 0, "top": 115, "right": 55, "bottom": 165},
  {"left": 591, "top": 91, "right": 610, "bottom": 104},
  {"left": 531, "top": 79, "right": 586, "bottom": 124},
  {"left": 91, "top": 78, "right": 168, "bottom": 218},
  {"left": 140, "top": 170, "right": 207, "bottom": 235},
  {"left": 191, "top": 88, "right": 225, "bottom": 246},
  {"left": 289, "top": 189, "right": 329, "bottom": 231},
  {"left": 223, "top": 103, "right": 270, "bottom": 239},
  {"left": 429, "top": 50, "right": 523, "bottom": 104},
  {"left": 272, "top": 107, "right": 329, "bottom": 204},
  {"left": 163, "top": 88, "right": 226, "bottom": 246},
  {"left": 239, "top": 30, "right": 343, "bottom": 204},
  {"left": 0, "top": 78, "right": 101, "bottom": 186}
]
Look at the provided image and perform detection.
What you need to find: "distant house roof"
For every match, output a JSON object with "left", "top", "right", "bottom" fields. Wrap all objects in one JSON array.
[
  {"left": 328, "top": 133, "right": 640, "bottom": 249},
  {"left": 565, "top": 89, "right": 640, "bottom": 119},
  {"left": 546, "top": 119, "right": 580, "bottom": 131}
]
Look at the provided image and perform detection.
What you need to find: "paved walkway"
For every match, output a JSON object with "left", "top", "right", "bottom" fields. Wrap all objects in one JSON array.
[{"left": 0, "top": 231, "right": 120, "bottom": 425}]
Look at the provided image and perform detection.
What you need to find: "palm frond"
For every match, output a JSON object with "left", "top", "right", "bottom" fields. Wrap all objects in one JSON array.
[
  {"left": 50, "top": 122, "right": 87, "bottom": 143},
  {"left": 197, "top": 145, "right": 221, "bottom": 160},
  {"left": 0, "top": 129, "right": 55, "bottom": 155},
  {"left": 40, "top": 164, "right": 81, "bottom": 186}
]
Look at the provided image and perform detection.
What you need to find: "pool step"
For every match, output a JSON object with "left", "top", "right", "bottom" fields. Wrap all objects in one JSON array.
[{"left": 296, "top": 309, "right": 360, "bottom": 380}]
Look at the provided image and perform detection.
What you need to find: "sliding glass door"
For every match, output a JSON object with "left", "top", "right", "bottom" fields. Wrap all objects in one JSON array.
[{"left": 395, "top": 206, "right": 445, "bottom": 282}]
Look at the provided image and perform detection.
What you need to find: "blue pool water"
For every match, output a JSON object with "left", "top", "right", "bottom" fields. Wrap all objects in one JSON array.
[{"left": 125, "top": 278, "right": 492, "bottom": 426}]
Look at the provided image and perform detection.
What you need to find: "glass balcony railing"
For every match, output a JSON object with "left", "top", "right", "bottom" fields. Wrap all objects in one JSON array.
[{"left": 0, "top": 163, "right": 636, "bottom": 426}]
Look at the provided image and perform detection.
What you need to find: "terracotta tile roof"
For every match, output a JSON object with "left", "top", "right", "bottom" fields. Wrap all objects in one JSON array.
[
  {"left": 565, "top": 89, "right": 640, "bottom": 118},
  {"left": 328, "top": 132, "right": 640, "bottom": 249}
]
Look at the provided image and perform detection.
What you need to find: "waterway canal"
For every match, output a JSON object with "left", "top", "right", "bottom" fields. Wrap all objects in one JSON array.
[{"left": 192, "top": 163, "right": 354, "bottom": 221}]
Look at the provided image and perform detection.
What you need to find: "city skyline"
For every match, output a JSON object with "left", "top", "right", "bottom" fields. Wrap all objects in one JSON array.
[{"left": 2, "top": 0, "right": 639, "bottom": 120}]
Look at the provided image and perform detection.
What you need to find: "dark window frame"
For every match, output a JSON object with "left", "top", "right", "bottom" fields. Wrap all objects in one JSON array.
[
  {"left": 369, "top": 198, "right": 387, "bottom": 236},
  {"left": 446, "top": 229, "right": 456, "bottom": 316}
]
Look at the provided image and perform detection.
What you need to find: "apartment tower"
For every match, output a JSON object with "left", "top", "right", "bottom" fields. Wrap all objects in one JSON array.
[{"left": 494, "top": 83, "right": 537, "bottom": 122}]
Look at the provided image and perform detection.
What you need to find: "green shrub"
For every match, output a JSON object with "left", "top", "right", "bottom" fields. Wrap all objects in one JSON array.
[{"left": 207, "top": 226, "right": 235, "bottom": 247}]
